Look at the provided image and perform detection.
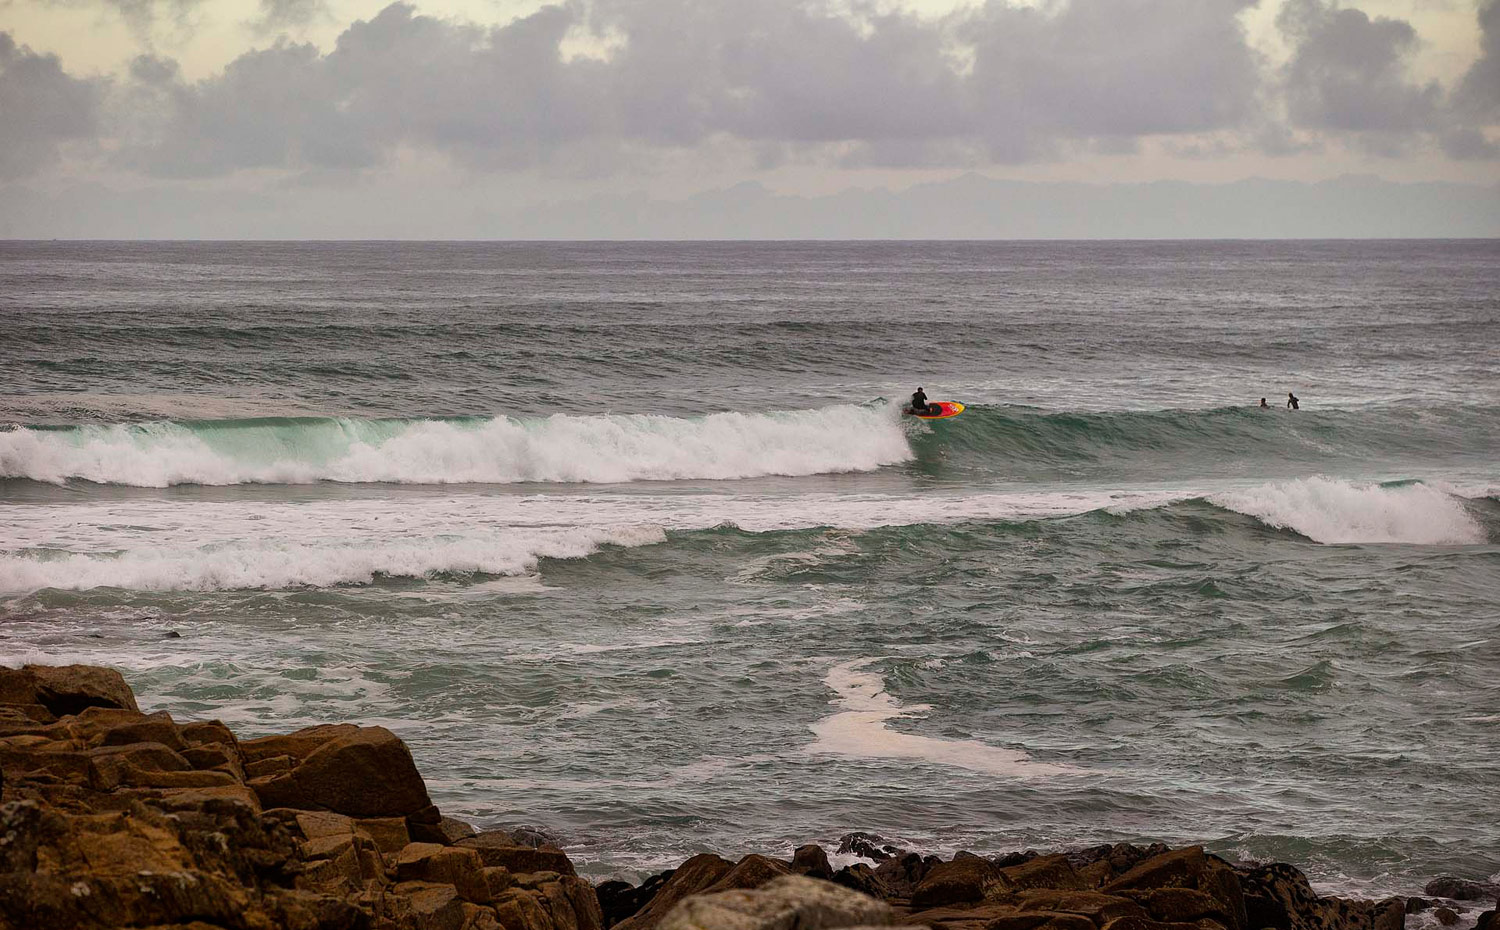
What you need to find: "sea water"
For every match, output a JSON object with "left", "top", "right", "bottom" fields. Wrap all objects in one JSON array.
[{"left": 1, "top": 240, "right": 1497, "bottom": 895}]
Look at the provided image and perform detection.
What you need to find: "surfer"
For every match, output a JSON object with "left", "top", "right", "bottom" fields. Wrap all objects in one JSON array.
[
  {"left": 909, "top": 387, "right": 937, "bottom": 416},
  {"left": 1258, "top": 397, "right": 1269, "bottom": 408},
  {"left": 1287, "top": 392, "right": 1300, "bottom": 410}
]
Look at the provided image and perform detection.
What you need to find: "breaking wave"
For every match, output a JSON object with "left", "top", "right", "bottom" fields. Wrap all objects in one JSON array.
[
  {"left": 1211, "top": 477, "right": 1486, "bottom": 545},
  {"left": 0, "top": 525, "right": 667, "bottom": 592},
  {"left": 0, "top": 405, "right": 910, "bottom": 487}
]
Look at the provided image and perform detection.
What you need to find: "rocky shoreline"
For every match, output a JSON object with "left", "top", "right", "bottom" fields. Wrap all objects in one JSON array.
[{"left": 1, "top": 664, "right": 1494, "bottom": 930}]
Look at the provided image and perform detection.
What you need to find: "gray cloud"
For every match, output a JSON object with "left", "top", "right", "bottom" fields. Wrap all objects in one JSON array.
[
  {"left": 111, "top": 0, "right": 1270, "bottom": 177},
  {"left": 38, "top": 0, "right": 205, "bottom": 43},
  {"left": 0, "top": 33, "right": 102, "bottom": 178},
  {"left": 1278, "top": 0, "right": 1443, "bottom": 135},
  {"left": 14, "top": 0, "right": 1500, "bottom": 181},
  {"left": 249, "top": 0, "right": 332, "bottom": 36},
  {"left": 1454, "top": 0, "right": 1499, "bottom": 120}
]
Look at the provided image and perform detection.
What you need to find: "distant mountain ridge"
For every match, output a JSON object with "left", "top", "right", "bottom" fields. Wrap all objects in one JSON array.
[{"left": 3, "top": 173, "right": 1497, "bottom": 239}]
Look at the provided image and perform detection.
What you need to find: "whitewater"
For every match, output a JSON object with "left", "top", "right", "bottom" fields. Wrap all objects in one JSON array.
[{"left": 2, "top": 239, "right": 1497, "bottom": 897}]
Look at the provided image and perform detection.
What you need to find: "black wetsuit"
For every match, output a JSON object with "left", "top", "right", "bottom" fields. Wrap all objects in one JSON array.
[
  {"left": 1287, "top": 394, "right": 1300, "bottom": 410},
  {"left": 910, "top": 391, "right": 930, "bottom": 414}
]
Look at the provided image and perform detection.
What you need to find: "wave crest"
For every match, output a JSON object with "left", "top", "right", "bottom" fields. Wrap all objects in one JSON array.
[
  {"left": 1212, "top": 477, "right": 1486, "bottom": 545},
  {"left": 0, "top": 405, "right": 911, "bottom": 487}
]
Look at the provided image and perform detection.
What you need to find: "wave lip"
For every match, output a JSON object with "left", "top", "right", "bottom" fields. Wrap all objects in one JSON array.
[
  {"left": 1212, "top": 477, "right": 1486, "bottom": 545},
  {"left": 0, "top": 404, "right": 912, "bottom": 487}
]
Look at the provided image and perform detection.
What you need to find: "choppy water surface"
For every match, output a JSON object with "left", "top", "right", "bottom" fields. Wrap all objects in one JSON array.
[{"left": 2, "top": 241, "right": 1497, "bottom": 894}]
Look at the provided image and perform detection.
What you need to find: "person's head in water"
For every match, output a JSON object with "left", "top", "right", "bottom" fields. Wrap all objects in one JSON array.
[{"left": 1259, "top": 398, "right": 1268, "bottom": 408}]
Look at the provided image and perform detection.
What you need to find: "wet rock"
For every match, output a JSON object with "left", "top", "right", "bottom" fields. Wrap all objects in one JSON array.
[
  {"left": 658, "top": 874, "right": 892, "bottom": 930},
  {"left": 454, "top": 831, "right": 577, "bottom": 876},
  {"left": 0, "top": 664, "right": 140, "bottom": 716},
  {"left": 836, "top": 831, "right": 905, "bottom": 863},
  {"left": 873, "top": 851, "right": 940, "bottom": 898},
  {"left": 832, "top": 863, "right": 889, "bottom": 900},
  {"left": 1126, "top": 887, "right": 1234, "bottom": 926},
  {"left": 990, "top": 911, "right": 1101, "bottom": 930},
  {"left": 1374, "top": 897, "right": 1406, "bottom": 930},
  {"left": 240, "top": 723, "right": 360, "bottom": 763},
  {"left": 1009, "top": 889, "right": 1151, "bottom": 924},
  {"left": 1106, "top": 848, "right": 1210, "bottom": 894},
  {"left": 1475, "top": 910, "right": 1495, "bottom": 930},
  {"left": 995, "top": 850, "right": 1044, "bottom": 867},
  {"left": 1434, "top": 908, "right": 1461, "bottom": 926},
  {"left": 410, "top": 814, "right": 478, "bottom": 845},
  {"left": 912, "top": 855, "right": 1003, "bottom": 908},
  {"left": 508, "top": 824, "right": 565, "bottom": 849},
  {"left": 613, "top": 853, "right": 734, "bottom": 930},
  {"left": 793, "top": 843, "right": 835, "bottom": 880},
  {"left": 1424, "top": 879, "right": 1500, "bottom": 902},
  {"left": 1407, "top": 898, "right": 1433, "bottom": 914},
  {"left": 1003, "top": 854, "right": 1088, "bottom": 892},
  {"left": 248, "top": 725, "right": 433, "bottom": 819}
]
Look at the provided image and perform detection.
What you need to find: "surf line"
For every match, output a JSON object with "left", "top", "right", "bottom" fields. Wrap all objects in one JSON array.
[{"left": 807, "top": 657, "right": 1078, "bottom": 777}]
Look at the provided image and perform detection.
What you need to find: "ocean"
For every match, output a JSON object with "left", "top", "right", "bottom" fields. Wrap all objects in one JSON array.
[{"left": 1, "top": 240, "right": 1497, "bottom": 897}]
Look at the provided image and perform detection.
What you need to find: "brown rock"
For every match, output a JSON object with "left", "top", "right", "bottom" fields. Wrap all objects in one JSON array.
[
  {"left": 914, "top": 856, "right": 1004, "bottom": 908},
  {"left": 245, "top": 754, "right": 296, "bottom": 778},
  {"left": 455, "top": 832, "right": 577, "bottom": 876},
  {"left": 1009, "top": 889, "right": 1150, "bottom": 923},
  {"left": 1000, "top": 854, "right": 1087, "bottom": 892},
  {"left": 876, "top": 850, "right": 942, "bottom": 897},
  {"left": 833, "top": 863, "right": 890, "bottom": 900},
  {"left": 356, "top": 816, "right": 412, "bottom": 854},
  {"left": 85, "top": 741, "right": 194, "bottom": 790},
  {"left": 1100, "top": 918, "right": 1225, "bottom": 930},
  {"left": 1434, "top": 907, "right": 1460, "bottom": 926},
  {"left": 395, "top": 880, "right": 468, "bottom": 930},
  {"left": 178, "top": 719, "right": 238, "bottom": 749},
  {"left": 792, "top": 843, "right": 834, "bottom": 880},
  {"left": 908, "top": 901, "right": 1021, "bottom": 929},
  {"left": 1128, "top": 888, "right": 1232, "bottom": 925},
  {"left": 1105, "top": 848, "right": 1209, "bottom": 894},
  {"left": 1424, "top": 878, "right": 1500, "bottom": 901},
  {"left": 987, "top": 911, "right": 1099, "bottom": 930},
  {"left": 493, "top": 885, "right": 558, "bottom": 930},
  {"left": 395, "top": 842, "right": 487, "bottom": 903},
  {"left": 0, "top": 664, "right": 140, "bottom": 716},
  {"left": 659, "top": 873, "right": 889, "bottom": 930},
  {"left": 1374, "top": 897, "right": 1405, "bottom": 930},
  {"left": 249, "top": 726, "right": 433, "bottom": 819},
  {"left": 240, "top": 723, "right": 360, "bottom": 763},
  {"left": 703, "top": 853, "right": 794, "bottom": 894},
  {"left": 92, "top": 709, "right": 188, "bottom": 752},
  {"left": 613, "top": 852, "right": 734, "bottom": 930},
  {"left": 409, "top": 814, "right": 479, "bottom": 845}
]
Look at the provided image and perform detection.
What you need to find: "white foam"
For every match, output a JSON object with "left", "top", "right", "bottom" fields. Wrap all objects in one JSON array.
[
  {"left": 807, "top": 658, "right": 1076, "bottom": 777},
  {"left": 0, "top": 524, "right": 665, "bottom": 592},
  {"left": 0, "top": 487, "right": 1184, "bottom": 593},
  {"left": 1213, "top": 477, "right": 1486, "bottom": 545},
  {"left": 0, "top": 405, "right": 912, "bottom": 487}
]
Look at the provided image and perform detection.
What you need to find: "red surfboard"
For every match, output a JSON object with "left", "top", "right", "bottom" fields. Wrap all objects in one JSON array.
[{"left": 907, "top": 401, "right": 965, "bottom": 420}]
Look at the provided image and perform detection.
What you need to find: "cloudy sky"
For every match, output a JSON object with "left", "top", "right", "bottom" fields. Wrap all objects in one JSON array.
[{"left": 1, "top": 0, "right": 1496, "bottom": 236}]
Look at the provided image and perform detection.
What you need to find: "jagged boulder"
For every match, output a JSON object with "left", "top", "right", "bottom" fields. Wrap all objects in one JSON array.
[
  {"left": 248, "top": 726, "right": 433, "bottom": 820},
  {"left": 912, "top": 855, "right": 1005, "bottom": 908},
  {"left": 456, "top": 831, "right": 577, "bottom": 876},
  {"left": 0, "top": 665, "right": 139, "bottom": 718},
  {"left": 612, "top": 853, "right": 735, "bottom": 930}
]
